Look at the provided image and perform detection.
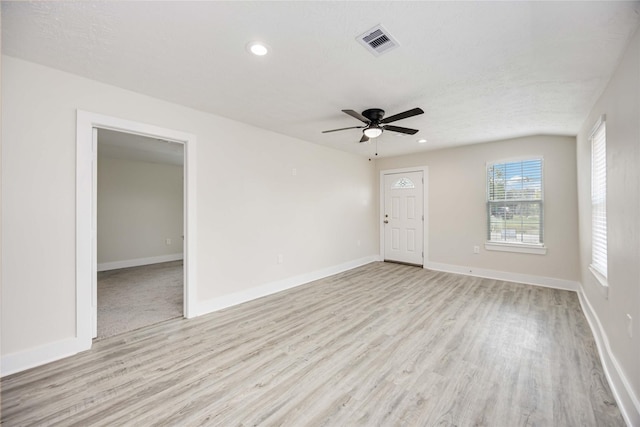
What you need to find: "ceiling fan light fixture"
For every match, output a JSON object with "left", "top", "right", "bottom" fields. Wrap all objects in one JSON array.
[{"left": 363, "top": 127, "right": 383, "bottom": 138}]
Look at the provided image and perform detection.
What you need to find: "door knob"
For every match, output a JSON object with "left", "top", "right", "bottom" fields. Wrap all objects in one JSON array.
[{"left": 383, "top": 220, "right": 389, "bottom": 224}]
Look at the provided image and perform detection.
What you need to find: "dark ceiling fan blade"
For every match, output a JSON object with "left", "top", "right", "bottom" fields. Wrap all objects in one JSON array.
[
  {"left": 380, "top": 107, "right": 424, "bottom": 124},
  {"left": 383, "top": 125, "right": 419, "bottom": 135},
  {"left": 359, "top": 134, "right": 370, "bottom": 143},
  {"left": 322, "top": 126, "right": 365, "bottom": 133},
  {"left": 342, "top": 109, "right": 370, "bottom": 123}
]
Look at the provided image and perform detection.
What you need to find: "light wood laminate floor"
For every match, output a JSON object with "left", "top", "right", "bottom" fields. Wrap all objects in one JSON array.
[{"left": 1, "top": 262, "right": 624, "bottom": 426}]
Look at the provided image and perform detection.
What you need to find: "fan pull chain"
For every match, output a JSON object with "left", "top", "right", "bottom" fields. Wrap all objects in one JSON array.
[{"left": 368, "top": 139, "right": 379, "bottom": 161}]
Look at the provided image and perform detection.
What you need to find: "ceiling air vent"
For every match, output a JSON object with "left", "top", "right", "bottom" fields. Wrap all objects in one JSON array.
[{"left": 356, "top": 24, "right": 399, "bottom": 57}]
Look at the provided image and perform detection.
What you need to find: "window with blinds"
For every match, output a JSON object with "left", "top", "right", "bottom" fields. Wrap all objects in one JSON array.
[
  {"left": 487, "top": 159, "right": 543, "bottom": 246},
  {"left": 591, "top": 119, "right": 607, "bottom": 278}
]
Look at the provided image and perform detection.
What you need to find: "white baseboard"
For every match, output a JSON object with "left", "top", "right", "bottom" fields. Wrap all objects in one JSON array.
[
  {"left": 195, "top": 255, "right": 379, "bottom": 316},
  {"left": 1, "top": 336, "right": 90, "bottom": 377},
  {"left": 97, "top": 253, "right": 183, "bottom": 272},
  {"left": 424, "top": 261, "right": 579, "bottom": 291},
  {"left": 577, "top": 287, "right": 640, "bottom": 426}
]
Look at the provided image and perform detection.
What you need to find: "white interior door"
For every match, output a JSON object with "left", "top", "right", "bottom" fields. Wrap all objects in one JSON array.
[{"left": 383, "top": 171, "right": 424, "bottom": 265}]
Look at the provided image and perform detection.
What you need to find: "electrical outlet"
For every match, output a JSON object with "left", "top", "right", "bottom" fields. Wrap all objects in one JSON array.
[
  {"left": 473, "top": 246, "right": 480, "bottom": 254},
  {"left": 277, "top": 254, "right": 283, "bottom": 264},
  {"left": 165, "top": 238, "right": 172, "bottom": 245},
  {"left": 357, "top": 240, "right": 361, "bottom": 247},
  {"left": 292, "top": 168, "right": 297, "bottom": 176},
  {"left": 627, "top": 314, "right": 633, "bottom": 338}
]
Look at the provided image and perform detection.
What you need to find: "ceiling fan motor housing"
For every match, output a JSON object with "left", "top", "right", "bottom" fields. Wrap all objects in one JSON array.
[{"left": 362, "top": 108, "right": 385, "bottom": 123}]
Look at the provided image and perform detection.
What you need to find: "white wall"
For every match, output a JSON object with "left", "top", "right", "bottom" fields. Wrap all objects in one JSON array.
[
  {"left": 376, "top": 135, "right": 580, "bottom": 285},
  {"left": 1, "top": 56, "right": 377, "bottom": 361},
  {"left": 576, "top": 27, "right": 640, "bottom": 424},
  {"left": 97, "top": 155, "right": 184, "bottom": 269}
]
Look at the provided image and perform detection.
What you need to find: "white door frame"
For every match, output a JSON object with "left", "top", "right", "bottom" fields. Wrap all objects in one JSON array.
[
  {"left": 76, "top": 110, "right": 198, "bottom": 348},
  {"left": 379, "top": 166, "right": 428, "bottom": 267}
]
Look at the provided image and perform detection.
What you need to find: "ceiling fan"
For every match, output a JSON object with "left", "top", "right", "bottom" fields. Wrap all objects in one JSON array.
[{"left": 322, "top": 107, "right": 424, "bottom": 143}]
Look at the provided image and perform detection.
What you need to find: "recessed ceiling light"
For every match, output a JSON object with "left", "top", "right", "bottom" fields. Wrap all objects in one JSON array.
[
  {"left": 417, "top": 139, "right": 427, "bottom": 144},
  {"left": 247, "top": 42, "right": 269, "bottom": 56}
]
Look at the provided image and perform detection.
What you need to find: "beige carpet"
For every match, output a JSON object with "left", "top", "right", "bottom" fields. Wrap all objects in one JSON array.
[{"left": 97, "top": 260, "right": 183, "bottom": 339}]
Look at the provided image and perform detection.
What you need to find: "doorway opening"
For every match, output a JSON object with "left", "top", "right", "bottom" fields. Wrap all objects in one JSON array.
[
  {"left": 96, "top": 129, "right": 184, "bottom": 338},
  {"left": 76, "top": 111, "right": 198, "bottom": 349}
]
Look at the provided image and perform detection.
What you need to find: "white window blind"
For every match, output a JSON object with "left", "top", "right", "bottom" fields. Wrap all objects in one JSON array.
[
  {"left": 487, "top": 159, "right": 543, "bottom": 245},
  {"left": 591, "top": 120, "right": 607, "bottom": 278}
]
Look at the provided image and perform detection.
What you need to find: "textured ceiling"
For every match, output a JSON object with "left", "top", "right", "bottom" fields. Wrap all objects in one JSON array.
[{"left": 3, "top": 1, "right": 639, "bottom": 158}]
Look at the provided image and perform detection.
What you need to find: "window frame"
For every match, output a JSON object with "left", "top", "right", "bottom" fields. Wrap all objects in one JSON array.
[{"left": 485, "top": 157, "right": 547, "bottom": 255}]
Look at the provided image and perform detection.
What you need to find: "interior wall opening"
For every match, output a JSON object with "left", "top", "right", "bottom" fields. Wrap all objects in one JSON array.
[{"left": 95, "top": 129, "right": 185, "bottom": 339}]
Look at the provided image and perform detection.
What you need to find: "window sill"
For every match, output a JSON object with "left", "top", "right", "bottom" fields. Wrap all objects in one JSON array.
[
  {"left": 485, "top": 242, "right": 547, "bottom": 255},
  {"left": 588, "top": 265, "right": 609, "bottom": 299}
]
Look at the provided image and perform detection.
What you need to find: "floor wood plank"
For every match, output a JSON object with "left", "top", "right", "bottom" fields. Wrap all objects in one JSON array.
[{"left": 1, "top": 262, "right": 624, "bottom": 426}]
